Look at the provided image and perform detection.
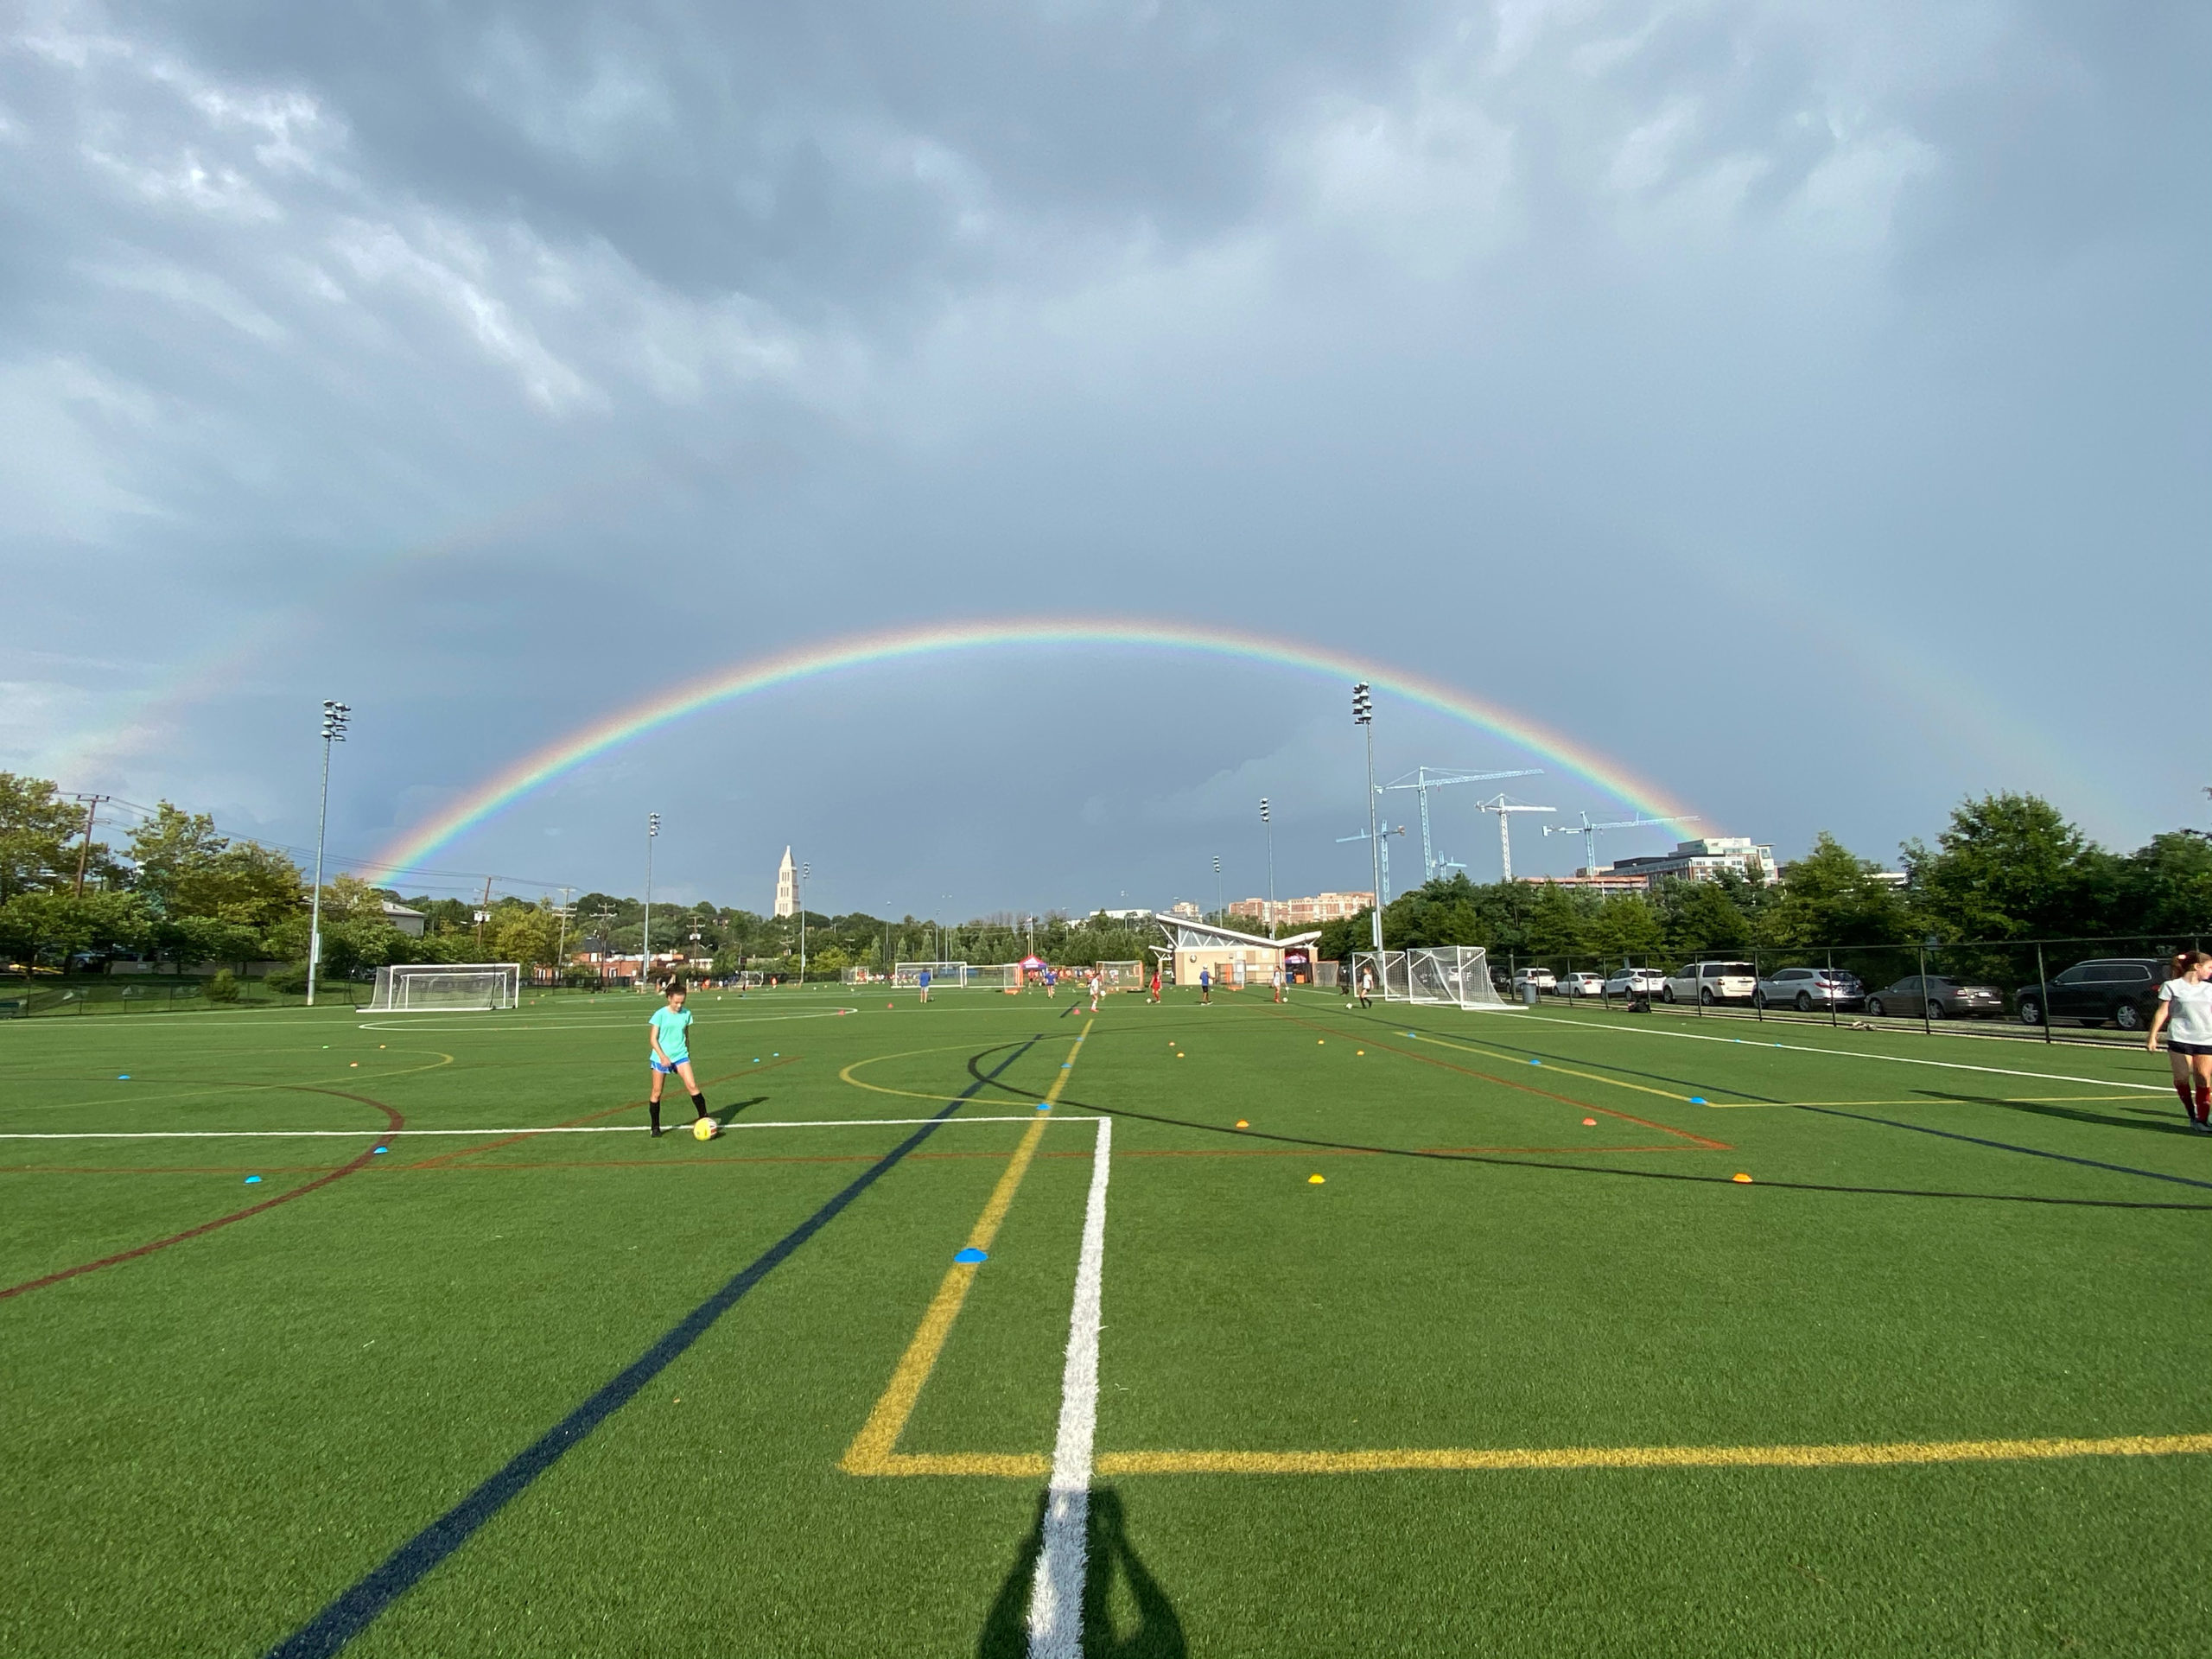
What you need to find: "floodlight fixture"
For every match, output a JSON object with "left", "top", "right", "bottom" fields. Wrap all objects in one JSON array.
[{"left": 306, "top": 698, "right": 353, "bottom": 1007}]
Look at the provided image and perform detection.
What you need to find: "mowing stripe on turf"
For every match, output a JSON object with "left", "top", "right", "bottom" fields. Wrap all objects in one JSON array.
[
  {"left": 1794, "top": 1103, "right": 2212, "bottom": 1192},
  {"left": 1088, "top": 1433, "right": 2212, "bottom": 1476},
  {"left": 263, "top": 1036, "right": 1042, "bottom": 1659},
  {"left": 1027, "top": 1113, "right": 1113, "bottom": 1659},
  {"left": 843, "top": 1021, "right": 1092, "bottom": 1476}
]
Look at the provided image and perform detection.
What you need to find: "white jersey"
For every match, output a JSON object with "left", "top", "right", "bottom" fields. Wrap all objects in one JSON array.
[{"left": 2158, "top": 977, "right": 2212, "bottom": 1046}]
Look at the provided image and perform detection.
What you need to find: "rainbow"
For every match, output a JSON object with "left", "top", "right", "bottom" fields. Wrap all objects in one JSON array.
[{"left": 372, "top": 617, "right": 1702, "bottom": 873}]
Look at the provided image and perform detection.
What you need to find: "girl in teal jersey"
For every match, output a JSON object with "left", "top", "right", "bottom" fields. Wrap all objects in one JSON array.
[{"left": 647, "top": 982, "right": 712, "bottom": 1137}]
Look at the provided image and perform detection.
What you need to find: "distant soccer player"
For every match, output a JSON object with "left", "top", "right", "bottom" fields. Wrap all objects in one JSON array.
[
  {"left": 918, "top": 965, "right": 932, "bottom": 1004},
  {"left": 1357, "top": 964, "right": 1374, "bottom": 1008},
  {"left": 1147, "top": 968, "right": 1160, "bottom": 1004},
  {"left": 2149, "top": 950, "right": 2212, "bottom": 1131},
  {"left": 647, "top": 981, "right": 711, "bottom": 1137},
  {"left": 1088, "top": 969, "right": 1103, "bottom": 1013},
  {"left": 1270, "top": 964, "right": 1285, "bottom": 1005},
  {"left": 1198, "top": 966, "right": 1211, "bottom": 1005}
]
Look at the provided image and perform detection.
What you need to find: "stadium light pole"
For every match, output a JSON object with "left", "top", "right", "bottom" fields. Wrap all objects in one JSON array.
[
  {"left": 1259, "top": 798, "right": 1275, "bottom": 938},
  {"left": 644, "top": 813, "right": 659, "bottom": 988},
  {"left": 306, "top": 700, "right": 349, "bottom": 1008},
  {"left": 799, "top": 861, "right": 810, "bottom": 982},
  {"left": 1354, "top": 683, "right": 1382, "bottom": 951},
  {"left": 1212, "top": 855, "right": 1222, "bottom": 924}
]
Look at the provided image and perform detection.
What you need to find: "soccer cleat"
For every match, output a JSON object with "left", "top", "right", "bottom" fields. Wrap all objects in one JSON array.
[{"left": 650, "top": 1126, "right": 663, "bottom": 1138}]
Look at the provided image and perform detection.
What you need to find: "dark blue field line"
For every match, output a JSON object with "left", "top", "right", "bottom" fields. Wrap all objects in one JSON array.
[
  {"left": 265, "top": 1036, "right": 1042, "bottom": 1659},
  {"left": 1794, "top": 1104, "right": 2212, "bottom": 1192}
]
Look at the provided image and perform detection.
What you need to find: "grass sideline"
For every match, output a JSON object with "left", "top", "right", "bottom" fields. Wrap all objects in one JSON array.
[{"left": 3, "top": 984, "right": 2208, "bottom": 1656}]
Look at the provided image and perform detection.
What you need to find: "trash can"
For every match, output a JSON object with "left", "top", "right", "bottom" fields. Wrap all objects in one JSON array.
[{"left": 1522, "top": 981, "right": 1539, "bottom": 1008}]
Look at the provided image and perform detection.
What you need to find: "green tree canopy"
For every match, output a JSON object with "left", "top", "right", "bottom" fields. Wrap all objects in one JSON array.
[
  {"left": 1904, "top": 793, "right": 2116, "bottom": 939},
  {"left": 0, "top": 773, "right": 105, "bottom": 902}
]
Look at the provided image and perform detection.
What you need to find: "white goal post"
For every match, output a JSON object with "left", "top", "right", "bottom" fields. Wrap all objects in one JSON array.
[
  {"left": 893, "top": 961, "right": 968, "bottom": 988},
  {"left": 1406, "top": 946, "right": 1510, "bottom": 1011},
  {"left": 365, "top": 963, "right": 522, "bottom": 1012}
]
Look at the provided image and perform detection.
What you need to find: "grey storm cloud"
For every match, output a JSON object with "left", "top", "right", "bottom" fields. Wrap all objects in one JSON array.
[{"left": 2, "top": 0, "right": 2205, "bottom": 911}]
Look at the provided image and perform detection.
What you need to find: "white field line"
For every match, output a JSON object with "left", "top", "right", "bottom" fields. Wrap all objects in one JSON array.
[
  {"left": 1028, "top": 1115, "right": 1113, "bottom": 1659},
  {"left": 1509, "top": 1012, "right": 2172, "bottom": 1094},
  {"left": 0, "top": 1116, "right": 1103, "bottom": 1141}
]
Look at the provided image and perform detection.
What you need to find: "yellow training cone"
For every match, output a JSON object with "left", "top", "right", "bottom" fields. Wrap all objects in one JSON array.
[
  {"left": 1308, "top": 1173, "right": 1325, "bottom": 1184},
  {"left": 1236, "top": 1119, "right": 1249, "bottom": 1128},
  {"left": 1732, "top": 1173, "right": 1753, "bottom": 1184}
]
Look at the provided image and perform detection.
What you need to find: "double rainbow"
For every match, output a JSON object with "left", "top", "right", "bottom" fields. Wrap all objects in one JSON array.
[{"left": 372, "top": 617, "right": 1699, "bottom": 874}]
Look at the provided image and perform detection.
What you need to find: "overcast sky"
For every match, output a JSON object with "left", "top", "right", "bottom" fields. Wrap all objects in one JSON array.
[{"left": 3, "top": 0, "right": 2205, "bottom": 918}]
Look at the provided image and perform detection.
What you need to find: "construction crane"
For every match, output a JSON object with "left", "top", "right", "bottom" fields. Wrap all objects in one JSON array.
[
  {"left": 1474, "top": 795, "right": 1555, "bottom": 882},
  {"left": 1542, "top": 811, "right": 1700, "bottom": 876},
  {"left": 1382, "top": 766, "right": 1543, "bottom": 884},
  {"left": 1337, "top": 823, "right": 1408, "bottom": 905}
]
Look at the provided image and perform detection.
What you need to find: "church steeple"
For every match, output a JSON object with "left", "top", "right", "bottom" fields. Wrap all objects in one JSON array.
[{"left": 773, "top": 847, "right": 798, "bottom": 918}]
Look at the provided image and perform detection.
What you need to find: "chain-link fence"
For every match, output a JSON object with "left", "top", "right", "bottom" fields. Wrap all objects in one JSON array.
[{"left": 1332, "top": 934, "right": 2203, "bottom": 1047}]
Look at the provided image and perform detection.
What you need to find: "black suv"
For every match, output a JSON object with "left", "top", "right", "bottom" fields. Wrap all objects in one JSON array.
[{"left": 2015, "top": 957, "right": 2164, "bottom": 1031}]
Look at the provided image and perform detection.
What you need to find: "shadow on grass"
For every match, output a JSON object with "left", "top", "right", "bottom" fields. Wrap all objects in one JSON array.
[
  {"left": 706, "top": 1096, "right": 767, "bottom": 1127},
  {"left": 1918, "top": 1090, "right": 2200, "bottom": 1136},
  {"left": 977, "top": 1486, "right": 1186, "bottom": 1658}
]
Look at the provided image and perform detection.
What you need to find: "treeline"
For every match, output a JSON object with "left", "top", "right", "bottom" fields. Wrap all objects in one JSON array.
[
  {"left": 1315, "top": 793, "right": 2212, "bottom": 963},
  {"left": 0, "top": 772, "right": 1164, "bottom": 982}
]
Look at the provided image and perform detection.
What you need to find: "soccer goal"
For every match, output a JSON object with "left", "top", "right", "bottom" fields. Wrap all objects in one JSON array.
[
  {"left": 1351, "top": 950, "right": 1410, "bottom": 1001},
  {"left": 969, "top": 963, "right": 1019, "bottom": 991},
  {"left": 893, "top": 961, "right": 968, "bottom": 988},
  {"left": 1406, "top": 946, "right": 1510, "bottom": 1011},
  {"left": 365, "top": 963, "right": 521, "bottom": 1012},
  {"left": 1095, "top": 960, "right": 1144, "bottom": 992}
]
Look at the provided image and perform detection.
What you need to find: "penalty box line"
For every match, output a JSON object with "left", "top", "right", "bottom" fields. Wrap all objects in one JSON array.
[
  {"left": 842, "top": 1020, "right": 1093, "bottom": 1478},
  {"left": 0, "top": 1116, "right": 1100, "bottom": 1141}
]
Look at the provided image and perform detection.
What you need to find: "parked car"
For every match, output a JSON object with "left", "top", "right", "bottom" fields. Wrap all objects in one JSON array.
[
  {"left": 1865, "top": 976, "right": 2005, "bottom": 1020},
  {"left": 1511, "top": 967, "right": 1558, "bottom": 995},
  {"left": 1602, "top": 967, "right": 1669, "bottom": 998},
  {"left": 1664, "top": 961, "right": 1759, "bottom": 1005},
  {"left": 1751, "top": 966, "right": 1864, "bottom": 1013},
  {"left": 1560, "top": 972, "right": 1606, "bottom": 998},
  {"left": 2015, "top": 957, "right": 2165, "bottom": 1031}
]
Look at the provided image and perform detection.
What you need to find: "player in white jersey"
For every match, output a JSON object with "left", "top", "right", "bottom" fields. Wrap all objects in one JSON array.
[{"left": 2148, "top": 950, "right": 2212, "bottom": 1131}]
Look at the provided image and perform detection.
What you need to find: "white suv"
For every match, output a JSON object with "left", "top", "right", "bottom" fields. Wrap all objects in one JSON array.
[
  {"left": 1511, "top": 967, "right": 1558, "bottom": 995},
  {"left": 1665, "top": 961, "right": 1758, "bottom": 1005},
  {"left": 1603, "top": 967, "right": 1668, "bottom": 997}
]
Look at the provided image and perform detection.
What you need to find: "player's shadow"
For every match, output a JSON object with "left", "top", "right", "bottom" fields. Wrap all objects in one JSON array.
[
  {"left": 710, "top": 1096, "right": 767, "bottom": 1125},
  {"left": 976, "top": 1486, "right": 1186, "bottom": 1658},
  {"left": 1919, "top": 1090, "right": 2199, "bottom": 1135}
]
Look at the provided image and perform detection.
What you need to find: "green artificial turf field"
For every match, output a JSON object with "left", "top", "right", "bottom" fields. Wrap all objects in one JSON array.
[{"left": 3, "top": 985, "right": 2209, "bottom": 1656}]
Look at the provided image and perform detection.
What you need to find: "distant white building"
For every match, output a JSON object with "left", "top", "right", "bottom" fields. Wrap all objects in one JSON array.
[
  {"left": 1608, "top": 837, "right": 1781, "bottom": 887},
  {"left": 381, "top": 901, "right": 427, "bottom": 938},
  {"left": 773, "top": 847, "right": 798, "bottom": 918}
]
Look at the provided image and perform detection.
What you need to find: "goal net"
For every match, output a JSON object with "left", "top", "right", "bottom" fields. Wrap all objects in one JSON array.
[
  {"left": 969, "top": 963, "right": 1019, "bottom": 990},
  {"left": 1407, "top": 947, "right": 1510, "bottom": 1011},
  {"left": 366, "top": 963, "right": 521, "bottom": 1012},
  {"left": 893, "top": 961, "right": 968, "bottom": 988},
  {"left": 1351, "top": 951, "right": 1409, "bottom": 1001},
  {"left": 1095, "top": 960, "right": 1144, "bottom": 991}
]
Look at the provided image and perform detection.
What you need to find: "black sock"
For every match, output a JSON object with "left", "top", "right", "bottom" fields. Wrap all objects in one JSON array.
[
  {"left": 650, "top": 1100, "right": 662, "bottom": 1132},
  {"left": 690, "top": 1091, "right": 708, "bottom": 1117}
]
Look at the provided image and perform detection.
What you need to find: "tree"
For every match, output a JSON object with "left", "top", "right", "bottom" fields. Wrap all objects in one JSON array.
[
  {"left": 126, "top": 804, "right": 303, "bottom": 931},
  {"left": 1, "top": 773, "right": 103, "bottom": 902},
  {"left": 1762, "top": 833, "right": 1912, "bottom": 947},
  {"left": 488, "top": 905, "right": 563, "bottom": 971},
  {"left": 2114, "top": 833, "right": 2212, "bottom": 938},
  {"left": 0, "top": 890, "right": 152, "bottom": 968},
  {"left": 1904, "top": 793, "right": 2116, "bottom": 940}
]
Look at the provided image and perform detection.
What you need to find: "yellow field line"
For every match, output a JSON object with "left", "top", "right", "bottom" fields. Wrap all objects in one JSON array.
[
  {"left": 1090, "top": 1433, "right": 2212, "bottom": 1476},
  {"left": 1408, "top": 1031, "right": 1703, "bottom": 1105},
  {"left": 842, "top": 1020, "right": 1091, "bottom": 1477}
]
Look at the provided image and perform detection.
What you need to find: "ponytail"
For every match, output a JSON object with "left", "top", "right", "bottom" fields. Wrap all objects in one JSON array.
[{"left": 2174, "top": 951, "right": 2212, "bottom": 980}]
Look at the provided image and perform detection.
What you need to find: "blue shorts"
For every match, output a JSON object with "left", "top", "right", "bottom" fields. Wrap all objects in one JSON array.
[
  {"left": 2171, "top": 1040, "right": 2212, "bottom": 1058},
  {"left": 652, "top": 1056, "right": 689, "bottom": 1073}
]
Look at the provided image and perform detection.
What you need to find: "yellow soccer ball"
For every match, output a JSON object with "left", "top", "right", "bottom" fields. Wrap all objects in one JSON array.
[{"left": 692, "top": 1116, "right": 718, "bottom": 1142}]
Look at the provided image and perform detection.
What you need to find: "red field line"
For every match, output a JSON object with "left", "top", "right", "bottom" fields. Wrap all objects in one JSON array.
[
  {"left": 0, "top": 1089, "right": 403, "bottom": 1300},
  {"left": 1287, "top": 1014, "right": 1732, "bottom": 1151}
]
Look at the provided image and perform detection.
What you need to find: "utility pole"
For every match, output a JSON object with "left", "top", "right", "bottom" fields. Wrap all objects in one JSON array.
[
  {"left": 474, "top": 875, "right": 493, "bottom": 950},
  {"left": 1354, "top": 683, "right": 1381, "bottom": 950},
  {"left": 1259, "top": 798, "right": 1275, "bottom": 937},
  {"left": 644, "top": 813, "right": 659, "bottom": 988},
  {"left": 594, "top": 905, "right": 616, "bottom": 986},
  {"left": 306, "top": 700, "right": 349, "bottom": 1008},
  {"left": 69, "top": 794, "right": 112, "bottom": 896},
  {"left": 553, "top": 886, "right": 574, "bottom": 979}
]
